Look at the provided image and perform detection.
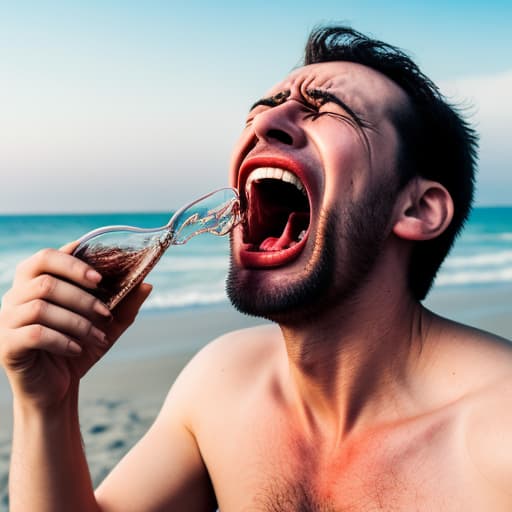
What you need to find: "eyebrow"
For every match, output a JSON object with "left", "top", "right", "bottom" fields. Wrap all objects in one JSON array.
[
  {"left": 249, "top": 90, "right": 291, "bottom": 111},
  {"left": 249, "top": 88, "right": 365, "bottom": 127}
]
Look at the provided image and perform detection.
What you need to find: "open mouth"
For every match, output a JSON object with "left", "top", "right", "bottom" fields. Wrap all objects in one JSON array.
[{"left": 239, "top": 167, "right": 311, "bottom": 267}]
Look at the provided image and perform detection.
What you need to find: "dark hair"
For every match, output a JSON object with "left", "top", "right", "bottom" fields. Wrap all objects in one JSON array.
[{"left": 304, "top": 25, "right": 478, "bottom": 300}]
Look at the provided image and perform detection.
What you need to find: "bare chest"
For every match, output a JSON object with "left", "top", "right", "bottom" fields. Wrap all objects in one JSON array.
[
  {"left": 203, "top": 413, "right": 490, "bottom": 512},
  {"left": 239, "top": 438, "right": 462, "bottom": 511}
]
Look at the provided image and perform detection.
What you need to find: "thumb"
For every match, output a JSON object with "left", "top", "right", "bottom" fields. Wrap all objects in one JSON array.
[{"left": 107, "top": 282, "right": 153, "bottom": 341}]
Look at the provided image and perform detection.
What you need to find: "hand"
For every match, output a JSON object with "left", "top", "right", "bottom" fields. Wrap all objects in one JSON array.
[{"left": 0, "top": 242, "right": 152, "bottom": 409}]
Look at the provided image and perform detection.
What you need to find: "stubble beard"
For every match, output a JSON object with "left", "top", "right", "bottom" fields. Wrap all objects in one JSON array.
[{"left": 226, "top": 181, "right": 398, "bottom": 325}]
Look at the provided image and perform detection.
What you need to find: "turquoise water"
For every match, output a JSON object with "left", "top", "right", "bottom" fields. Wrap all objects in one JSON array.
[
  {"left": 0, "top": 207, "right": 511, "bottom": 312},
  {"left": 0, "top": 212, "right": 231, "bottom": 312},
  {"left": 436, "top": 207, "right": 512, "bottom": 286}
]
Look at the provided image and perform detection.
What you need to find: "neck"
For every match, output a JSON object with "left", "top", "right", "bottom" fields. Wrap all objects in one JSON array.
[{"left": 279, "top": 279, "right": 433, "bottom": 443}]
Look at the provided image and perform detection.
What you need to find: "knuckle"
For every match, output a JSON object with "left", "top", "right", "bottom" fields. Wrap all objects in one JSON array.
[
  {"left": 74, "top": 316, "right": 91, "bottom": 335},
  {"left": 37, "top": 274, "right": 57, "bottom": 297},
  {"left": 27, "top": 324, "right": 44, "bottom": 344},
  {"left": 30, "top": 299, "right": 48, "bottom": 319},
  {"left": 34, "top": 248, "right": 54, "bottom": 265}
]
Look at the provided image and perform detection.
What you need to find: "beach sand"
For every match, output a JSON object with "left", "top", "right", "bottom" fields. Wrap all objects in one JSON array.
[{"left": 1, "top": 287, "right": 512, "bottom": 507}]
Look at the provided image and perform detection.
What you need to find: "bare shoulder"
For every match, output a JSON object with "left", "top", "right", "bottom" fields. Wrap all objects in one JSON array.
[
  {"left": 431, "top": 313, "right": 512, "bottom": 388},
  {"left": 159, "top": 324, "right": 284, "bottom": 425},
  {"left": 425, "top": 315, "right": 512, "bottom": 499},
  {"left": 184, "top": 323, "right": 283, "bottom": 385},
  {"left": 445, "top": 321, "right": 512, "bottom": 498},
  {"left": 462, "top": 373, "right": 512, "bottom": 501}
]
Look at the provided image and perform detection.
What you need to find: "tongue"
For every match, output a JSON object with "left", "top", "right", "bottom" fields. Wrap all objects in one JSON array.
[{"left": 258, "top": 212, "right": 307, "bottom": 252}]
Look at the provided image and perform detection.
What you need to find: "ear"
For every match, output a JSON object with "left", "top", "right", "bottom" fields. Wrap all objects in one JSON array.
[{"left": 393, "top": 178, "right": 454, "bottom": 241}]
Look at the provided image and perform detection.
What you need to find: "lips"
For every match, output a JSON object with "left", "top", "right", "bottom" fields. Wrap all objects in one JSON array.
[{"left": 237, "top": 157, "right": 312, "bottom": 268}]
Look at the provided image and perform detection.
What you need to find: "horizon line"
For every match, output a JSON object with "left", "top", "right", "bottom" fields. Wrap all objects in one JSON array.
[{"left": 1, "top": 203, "right": 512, "bottom": 217}]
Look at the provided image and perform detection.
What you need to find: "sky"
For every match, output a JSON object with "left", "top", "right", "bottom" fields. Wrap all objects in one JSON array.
[{"left": 0, "top": 0, "right": 511, "bottom": 213}]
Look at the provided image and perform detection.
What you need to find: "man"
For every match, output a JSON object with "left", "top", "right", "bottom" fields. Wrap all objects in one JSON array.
[{"left": 1, "top": 26, "right": 511, "bottom": 511}]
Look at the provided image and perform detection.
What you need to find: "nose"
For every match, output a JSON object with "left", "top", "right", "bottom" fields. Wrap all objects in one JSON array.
[{"left": 251, "top": 100, "right": 306, "bottom": 148}]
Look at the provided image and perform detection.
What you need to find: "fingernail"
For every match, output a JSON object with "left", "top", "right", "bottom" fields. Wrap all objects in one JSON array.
[
  {"left": 67, "top": 340, "right": 82, "bottom": 354},
  {"left": 86, "top": 269, "right": 102, "bottom": 284},
  {"left": 91, "top": 326, "right": 108, "bottom": 346},
  {"left": 93, "top": 300, "right": 112, "bottom": 318}
]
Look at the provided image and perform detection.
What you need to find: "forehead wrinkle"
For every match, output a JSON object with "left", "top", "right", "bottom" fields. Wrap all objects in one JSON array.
[
  {"left": 297, "top": 70, "right": 370, "bottom": 122},
  {"left": 284, "top": 62, "right": 405, "bottom": 120}
]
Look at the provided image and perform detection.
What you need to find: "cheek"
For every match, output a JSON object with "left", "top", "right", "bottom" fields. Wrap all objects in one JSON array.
[
  {"left": 310, "top": 127, "right": 369, "bottom": 208},
  {"left": 229, "top": 130, "right": 254, "bottom": 187},
  {"left": 320, "top": 155, "right": 362, "bottom": 212}
]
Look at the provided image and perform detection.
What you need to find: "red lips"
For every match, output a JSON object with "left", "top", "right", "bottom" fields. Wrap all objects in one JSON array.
[{"left": 236, "top": 156, "right": 312, "bottom": 269}]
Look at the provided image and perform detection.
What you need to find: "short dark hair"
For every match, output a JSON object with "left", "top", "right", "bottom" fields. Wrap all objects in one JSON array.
[{"left": 304, "top": 26, "right": 478, "bottom": 300}]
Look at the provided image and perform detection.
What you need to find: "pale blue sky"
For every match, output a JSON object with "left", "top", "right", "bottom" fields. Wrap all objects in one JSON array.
[{"left": 1, "top": 0, "right": 511, "bottom": 212}]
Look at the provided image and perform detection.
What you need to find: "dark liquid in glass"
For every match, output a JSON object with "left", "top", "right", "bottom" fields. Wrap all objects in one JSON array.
[{"left": 74, "top": 241, "right": 169, "bottom": 309}]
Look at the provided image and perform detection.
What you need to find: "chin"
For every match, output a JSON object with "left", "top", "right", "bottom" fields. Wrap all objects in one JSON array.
[{"left": 226, "top": 221, "right": 338, "bottom": 325}]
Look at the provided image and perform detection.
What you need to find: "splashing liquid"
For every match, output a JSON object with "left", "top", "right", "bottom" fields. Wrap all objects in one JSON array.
[{"left": 73, "top": 187, "right": 241, "bottom": 309}]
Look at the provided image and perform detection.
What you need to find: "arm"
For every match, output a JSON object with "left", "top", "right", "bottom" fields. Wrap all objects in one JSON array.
[
  {"left": 11, "top": 360, "right": 217, "bottom": 512},
  {"left": 10, "top": 387, "right": 100, "bottom": 511},
  {"left": 95, "top": 377, "right": 217, "bottom": 511},
  {"left": 0, "top": 245, "right": 151, "bottom": 511}
]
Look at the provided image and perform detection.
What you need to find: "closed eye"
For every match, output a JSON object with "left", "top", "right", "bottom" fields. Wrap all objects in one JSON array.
[{"left": 305, "top": 88, "right": 372, "bottom": 129}]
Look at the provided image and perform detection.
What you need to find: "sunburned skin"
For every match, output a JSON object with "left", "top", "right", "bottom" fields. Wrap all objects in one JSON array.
[{"left": 185, "top": 324, "right": 512, "bottom": 512}]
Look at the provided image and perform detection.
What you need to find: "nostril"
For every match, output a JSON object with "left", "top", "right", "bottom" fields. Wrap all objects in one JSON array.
[{"left": 267, "top": 129, "right": 293, "bottom": 145}]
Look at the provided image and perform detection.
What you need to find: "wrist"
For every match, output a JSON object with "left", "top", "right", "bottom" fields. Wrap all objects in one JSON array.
[{"left": 12, "top": 382, "right": 80, "bottom": 427}]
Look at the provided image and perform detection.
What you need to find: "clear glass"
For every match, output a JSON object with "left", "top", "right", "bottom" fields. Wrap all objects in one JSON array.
[{"left": 72, "top": 187, "right": 240, "bottom": 309}]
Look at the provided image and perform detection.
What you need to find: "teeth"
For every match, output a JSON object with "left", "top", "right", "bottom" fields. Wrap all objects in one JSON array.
[
  {"left": 245, "top": 167, "right": 306, "bottom": 197},
  {"left": 297, "top": 230, "right": 306, "bottom": 241}
]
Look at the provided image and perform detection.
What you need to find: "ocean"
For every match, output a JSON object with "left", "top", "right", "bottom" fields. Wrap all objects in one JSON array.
[
  {"left": 0, "top": 211, "right": 230, "bottom": 312},
  {"left": 0, "top": 206, "right": 511, "bottom": 313}
]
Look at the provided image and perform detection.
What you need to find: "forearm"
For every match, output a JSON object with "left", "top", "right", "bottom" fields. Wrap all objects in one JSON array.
[{"left": 9, "top": 386, "right": 100, "bottom": 512}]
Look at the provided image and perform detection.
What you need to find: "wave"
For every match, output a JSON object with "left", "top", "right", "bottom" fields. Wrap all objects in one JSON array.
[
  {"left": 444, "top": 250, "right": 512, "bottom": 268},
  {"left": 461, "top": 232, "right": 512, "bottom": 242},
  {"left": 436, "top": 267, "right": 512, "bottom": 286}
]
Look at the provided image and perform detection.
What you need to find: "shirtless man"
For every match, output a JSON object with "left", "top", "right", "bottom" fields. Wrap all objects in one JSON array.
[{"left": 1, "top": 26, "right": 511, "bottom": 511}]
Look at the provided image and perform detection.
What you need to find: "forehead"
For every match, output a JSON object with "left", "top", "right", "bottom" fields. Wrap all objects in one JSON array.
[{"left": 264, "top": 61, "right": 409, "bottom": 119}]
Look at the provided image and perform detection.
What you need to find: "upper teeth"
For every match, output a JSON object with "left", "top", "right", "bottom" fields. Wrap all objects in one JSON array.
[{"left": 245, "top": 168, "right": 306, "bottom": 196}]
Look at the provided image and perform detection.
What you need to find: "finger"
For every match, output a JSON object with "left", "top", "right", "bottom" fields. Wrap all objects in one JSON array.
[
  {"left": 9, "top": 300, "right": 108, "bottom": 349},
  {"left": 5, "top": 274, "right": 112, "bottom": 320},
  {"left": 14, "top": 248, "right": 102, "bottom": 289},
  {"left": 107, "top": 283, "right": 153, "bottom": 341},
  {"left": 13, "top": 325, "right": 83, "bottom": 357},
  {"left": 59, "top": 240, "right": 80, "bottom": 253}
]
